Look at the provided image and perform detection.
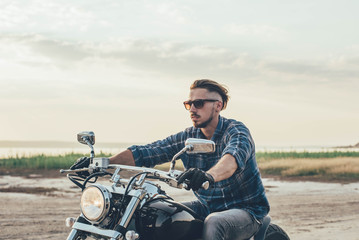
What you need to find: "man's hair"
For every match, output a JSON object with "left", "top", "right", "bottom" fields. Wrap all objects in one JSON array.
[{"left": 190, "top": 79, "right": 230, "bottom": 110}]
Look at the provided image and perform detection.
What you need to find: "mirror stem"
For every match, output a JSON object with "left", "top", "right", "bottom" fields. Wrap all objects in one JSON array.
[
  {"left": 82, "top": 137, "right": 95, "bottom": 158},
  {"left": 169, "top": 145, "right": 193, "bottom": 176}
]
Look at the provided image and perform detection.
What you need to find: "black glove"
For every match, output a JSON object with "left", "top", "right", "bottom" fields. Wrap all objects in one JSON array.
[
  {"left": 70, "top": 157, "right": 91, "bottom": 177},
  {"left": 176, "top": 168, "right": 214, "bottom": 191}
]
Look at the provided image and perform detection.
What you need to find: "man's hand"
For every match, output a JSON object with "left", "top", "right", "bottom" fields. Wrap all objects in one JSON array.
[
  {"left": 70, "top": 157, "right": 91, "bottom": 178},
  {"left": 176, "top": 168, "right": 215, "bottom": 191}
]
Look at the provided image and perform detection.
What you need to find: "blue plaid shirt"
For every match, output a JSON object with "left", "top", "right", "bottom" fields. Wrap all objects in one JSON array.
[{"left": 129, "top": 116, "right": 269, "bottom": 219}]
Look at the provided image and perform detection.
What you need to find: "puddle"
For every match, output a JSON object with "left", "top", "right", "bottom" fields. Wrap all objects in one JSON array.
[
  {"left": 263, "top": 178, "right": 359, "bottom": 195},
  {"left": 1, "top": 175, "right": 358, "bottom": 199}
]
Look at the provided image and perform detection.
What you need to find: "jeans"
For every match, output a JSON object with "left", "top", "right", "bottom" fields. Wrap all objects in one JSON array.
[{"left": 183, "top": 201, "right": 261, "bottom": 240}]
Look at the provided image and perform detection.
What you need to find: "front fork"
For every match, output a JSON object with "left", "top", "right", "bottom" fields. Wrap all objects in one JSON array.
[{"left": 66, "top": 229, "right": 80, "bottom": 240}]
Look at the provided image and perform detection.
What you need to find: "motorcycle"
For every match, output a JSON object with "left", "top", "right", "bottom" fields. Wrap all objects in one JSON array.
[{"left": 61, "top": 131, "right": 290, "bottom": 240}]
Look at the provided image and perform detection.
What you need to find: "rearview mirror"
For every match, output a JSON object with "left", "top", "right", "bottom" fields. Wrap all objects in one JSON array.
[
  {"left": 185, "top": 138, "right": 215, "bottom": 154},
  {"left": 77, "top": 131, "right": 95, "bottom": 146}
]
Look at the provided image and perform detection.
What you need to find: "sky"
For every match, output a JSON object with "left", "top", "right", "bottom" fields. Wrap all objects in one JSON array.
[{"left": 1, "top": 0, "right": 358, "bottom": 147}]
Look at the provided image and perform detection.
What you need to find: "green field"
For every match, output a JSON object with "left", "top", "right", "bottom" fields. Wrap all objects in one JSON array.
[
  {"left": 0, "top": 152, "right": 111, "bottom": 170},
  {"left": 1, "top": 151, "right": 359, "bottom": 182}
]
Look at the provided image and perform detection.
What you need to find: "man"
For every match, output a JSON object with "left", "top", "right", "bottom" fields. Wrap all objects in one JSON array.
[{"left": 72, "top": 79, "right": 269, "bottom": 240}]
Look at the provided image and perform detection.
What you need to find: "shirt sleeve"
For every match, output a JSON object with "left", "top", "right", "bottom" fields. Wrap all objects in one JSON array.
[
  {"left": 221, "top": 123, "right": 255, "bottom": 171},
  {"left": 128, "top": 131, "right": 187, "bottom": 168}
]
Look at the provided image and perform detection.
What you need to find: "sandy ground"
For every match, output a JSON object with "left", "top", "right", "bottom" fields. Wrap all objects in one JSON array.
[{"left": 0, "top": 173, "right": 359, "bottom": 240}]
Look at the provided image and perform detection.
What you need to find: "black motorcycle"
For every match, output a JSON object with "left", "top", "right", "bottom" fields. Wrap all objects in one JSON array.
[{"left": 61, "top": 131, "right": 290, "bottom": 240}]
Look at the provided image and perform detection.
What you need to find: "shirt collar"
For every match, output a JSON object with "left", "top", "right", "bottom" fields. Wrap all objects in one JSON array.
[{"left": 211, "top": 115, "right": 224, "bottom": 142}]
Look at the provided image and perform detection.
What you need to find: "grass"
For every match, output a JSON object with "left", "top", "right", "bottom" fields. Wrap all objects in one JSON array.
[
  {"left": 258, "top": 157, "right": 359, "bottom": 182},
  {"left": 154, "top": 161, "right": 184, "bottom": 171},
  {"left": 256, "top": 150, "right": 359, "bottom": 161},
  {"left": 255, "top": 151, "right": 359, "bottom": 182},
  {"left": 0, "top": 152, "right": 111, "bottom": 170},
  {"left": 1, "top": 151, "right": 359, "bottom": 182}
]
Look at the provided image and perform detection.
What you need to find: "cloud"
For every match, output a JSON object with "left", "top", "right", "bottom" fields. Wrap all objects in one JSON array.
[
  {"left": 262, "top": 58, "right": 359, "bottom": 83},
  {"left": 2, "top": 34, "right": 92, "bottom": 60},
  {"left": 2, "top": 33, "right": 359, "bottom": 89},
  {"left": 0, "top": 34, "right": 234, "bottom": 75},
  {"left": 224, "top": 23, "right": 287, "bottom": 42},
  {"left": 149, "top": 2, "right": 192, "bottom": 25},
  {"left": 0, "top": 1, "right": 97, "bottom": 32}
]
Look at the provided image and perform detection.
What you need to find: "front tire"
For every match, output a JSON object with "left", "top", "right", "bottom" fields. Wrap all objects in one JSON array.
[{"left": 264, "top": 223, "right": 290, "bottom": 240}]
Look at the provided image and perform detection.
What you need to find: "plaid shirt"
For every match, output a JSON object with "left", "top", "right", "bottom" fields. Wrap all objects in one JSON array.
[{"left": 129, "top": 116, "right": 270, "bottom": 219}]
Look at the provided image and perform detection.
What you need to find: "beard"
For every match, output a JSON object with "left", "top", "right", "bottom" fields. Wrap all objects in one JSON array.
[
  {"left": 194, "top": 115, "right": 213, "bottom": 128},
  {"left": 192, "top": 107, "right": 215, "bottom": 128}
]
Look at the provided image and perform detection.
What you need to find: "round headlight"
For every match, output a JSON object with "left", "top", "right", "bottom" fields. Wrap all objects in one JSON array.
[{"left": 80, "top": 185, "right": 111, "bottom": 223}]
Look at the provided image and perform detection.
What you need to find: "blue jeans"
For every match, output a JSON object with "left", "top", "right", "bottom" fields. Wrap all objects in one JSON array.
[{"left": 183, "top": 201, "right": 261, "bottom": 240}]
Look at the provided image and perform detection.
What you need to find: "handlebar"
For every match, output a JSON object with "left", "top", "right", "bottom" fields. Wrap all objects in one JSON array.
[
  {"left": 60, "top": 164, "right": 209, "bottom": 190},
  {"left": 60, "top": 168, "right": 90, "bottom": 174}
]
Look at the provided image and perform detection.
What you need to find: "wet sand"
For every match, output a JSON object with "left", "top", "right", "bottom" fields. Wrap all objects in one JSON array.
[{"left": 0, "top": 174, "right": 358, "bottom": 240}]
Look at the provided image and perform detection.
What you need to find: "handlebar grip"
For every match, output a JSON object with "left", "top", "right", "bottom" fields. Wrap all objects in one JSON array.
[
  {"left": 181, "top": 182, "right": 189, "bottom": 190},
  {"left": 179, "top": 181, "right": 209, "bottom": 190},
  {"left": 202, "top": 181, "right": 209, "bottom": 190}
]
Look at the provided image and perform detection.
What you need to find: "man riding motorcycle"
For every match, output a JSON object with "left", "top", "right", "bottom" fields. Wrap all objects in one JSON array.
[{"left": 71, "top": 79, "right": 269, "bottom": 240}]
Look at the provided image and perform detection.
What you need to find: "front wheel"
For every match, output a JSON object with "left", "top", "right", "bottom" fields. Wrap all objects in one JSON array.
[{"left": 264, "top": 223, "right": 290, "bottom": 240}]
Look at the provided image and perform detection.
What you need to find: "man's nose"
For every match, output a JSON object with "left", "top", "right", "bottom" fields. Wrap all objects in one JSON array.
[{"left": 189, "top": 103, "right": 197, "bottom": 112}]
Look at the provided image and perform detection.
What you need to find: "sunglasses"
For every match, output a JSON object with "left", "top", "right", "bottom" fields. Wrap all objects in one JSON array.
[{"left": 183, "top": 99, "right": 219, "bottom": 110}]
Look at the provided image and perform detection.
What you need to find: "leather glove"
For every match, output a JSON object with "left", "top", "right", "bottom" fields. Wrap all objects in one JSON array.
[
  {"left": 176, "top": 168, "right": 214, "bottom": 191},
  {"left": 70, "top": 157, "right": 91, "bottom": 177}
]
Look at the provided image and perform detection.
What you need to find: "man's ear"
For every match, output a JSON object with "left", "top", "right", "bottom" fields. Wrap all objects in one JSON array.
[{"left": 216, "top": 101, "right": 223, "bottom": 112}]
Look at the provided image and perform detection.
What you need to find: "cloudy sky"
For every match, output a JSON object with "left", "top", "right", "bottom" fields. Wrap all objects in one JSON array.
[{"left": 1, "top": 0, "right": 358, "bottom": 147}]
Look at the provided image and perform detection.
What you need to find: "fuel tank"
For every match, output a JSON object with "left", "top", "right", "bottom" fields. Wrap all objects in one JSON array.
[{"left": 135, "top": 198, "right": 203, "bottom": 240}]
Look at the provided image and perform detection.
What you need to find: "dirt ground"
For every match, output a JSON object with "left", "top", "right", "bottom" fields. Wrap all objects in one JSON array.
[{"left": 0, "top": 171, "right": 358, "bottom": 240}]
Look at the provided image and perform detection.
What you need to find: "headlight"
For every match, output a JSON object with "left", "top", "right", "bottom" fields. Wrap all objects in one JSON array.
[{"left": 80, "top": 185, "right": 111, "bottom": 223}]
